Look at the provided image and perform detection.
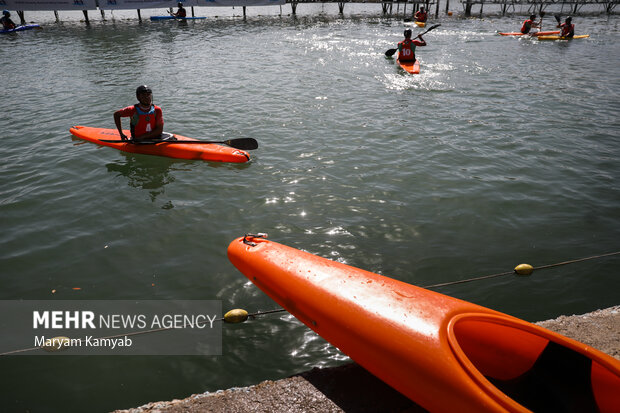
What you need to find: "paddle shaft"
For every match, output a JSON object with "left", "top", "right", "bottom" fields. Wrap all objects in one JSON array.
[{"left": 99, "top": 137, "right": 258, "bottom": 150}]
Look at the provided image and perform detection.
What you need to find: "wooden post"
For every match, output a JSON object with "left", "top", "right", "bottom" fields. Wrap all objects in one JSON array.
[
  {"left": 435, "top": 0, "right": 440, "bottom": 18},
  {"left": 54, "top": 10, "right": 59, "bottom": 22},
  {"left": 291, "top": 1, "right": 297, "bottom": 15},
  {"left": 17, "top": 10, "right": 26, "bottom": 24},
  {"left": 338, "top": 2, "right": 345, "bottom": 14},
  {"left": 137, "top": 9, "right": 141, "bottom": 21},
  {"left": 445, "top": 0, "right": 450, "bottom": 14},
  {"left": 82, "top": 10, "right": 90, "bottom": 23},
  {"left": 191, "top": 6, "right": 195, "bottom": 17},
  {"left": 243, "top": 6, "right": 246, "bottom": 17},
  {"left": 100, "top": 9, "right": 105, "bottom": 19}
]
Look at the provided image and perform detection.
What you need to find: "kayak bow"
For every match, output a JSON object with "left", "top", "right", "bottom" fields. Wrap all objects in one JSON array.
[
  {"left": 228, "top": 235, "right": 620, "bottom": 413},
  {"left": 70, "top": 126, "right": 250, "bottom": 163}
]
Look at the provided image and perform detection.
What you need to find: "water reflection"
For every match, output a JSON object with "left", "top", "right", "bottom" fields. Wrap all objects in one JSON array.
[{"left": 105, "top": 154, "right": 178, "bottom": 206}]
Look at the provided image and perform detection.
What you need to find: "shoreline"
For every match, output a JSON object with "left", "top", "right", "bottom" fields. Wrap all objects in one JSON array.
[{"left": 115, "top": 305, "right": 619, "bottom": 413}]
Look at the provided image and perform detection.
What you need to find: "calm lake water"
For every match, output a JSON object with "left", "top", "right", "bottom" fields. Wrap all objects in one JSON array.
[{"left": 1, "top": 5, "right": 619, "bottom": 411}]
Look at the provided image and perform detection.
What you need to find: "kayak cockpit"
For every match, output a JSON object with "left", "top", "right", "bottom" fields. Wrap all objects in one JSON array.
[{"left": 448, "top": 314, "right": 620, "bottom": 412}]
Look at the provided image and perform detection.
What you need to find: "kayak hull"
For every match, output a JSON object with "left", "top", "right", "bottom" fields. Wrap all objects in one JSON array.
[
  {"left": 397, "top": 59, "right": 420, "bottom": 74},
  {"left": 498, "top": 30, "right": 559, "bottom": 36},
  {"left": 227, "top": 235, "right": 620, "bottom": 413},
  {"left": 415, "top": 21, "right": 426, "bottom": 28},
  {"left": 70, "top": 126, "right": 250, "bottom": 163},
  {"left": 0, "top": 24, "right": 40, "bottom": 34},
  {"left": 537, "top": 34, "right": 590, "bottom": 41},
  {"left": 150, "top": 16, "right": 206, "bottom": 20}
]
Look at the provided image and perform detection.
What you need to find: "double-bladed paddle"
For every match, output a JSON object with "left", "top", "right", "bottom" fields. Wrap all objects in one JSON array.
[
  {"left": 385, "top": 24, "right": 441, "bottom": 57},
  {"left": 99, "top": 137, "right": 258, "bottom": 150}
]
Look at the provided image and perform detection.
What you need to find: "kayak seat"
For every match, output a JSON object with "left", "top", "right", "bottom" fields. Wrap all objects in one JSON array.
[{"left": 487, "top": 340, "right": 598, "bottom": 413}]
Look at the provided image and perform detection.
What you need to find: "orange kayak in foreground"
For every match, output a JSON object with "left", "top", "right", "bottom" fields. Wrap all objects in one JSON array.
[
  {"left": 397, "top": 59, "right": 420, "bottom": 74},
  {"left": 228, "top": 235, "right": 620, "bottom": 413},
  {"left": 70, "top": 126, "right": 250, "bottom": 163}
]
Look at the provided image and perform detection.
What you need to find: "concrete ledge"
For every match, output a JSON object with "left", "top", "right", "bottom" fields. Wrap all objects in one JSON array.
[{"left": 115, "top": 305, "right": 619, "bottom": 413}]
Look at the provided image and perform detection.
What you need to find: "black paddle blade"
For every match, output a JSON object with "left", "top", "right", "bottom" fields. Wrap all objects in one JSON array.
[
  {"left": 554, "top": 14, "right": 561, "bottom": 23},
  {"left": 385, "top": 48, "right": 398, "bottom": 57},
  {"left": 224, "top": 138, "right": 258, "bottom": 150}
]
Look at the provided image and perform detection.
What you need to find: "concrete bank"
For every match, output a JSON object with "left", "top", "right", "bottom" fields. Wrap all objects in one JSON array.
[{"left": 115, "top": 305, "right": 619, "bottom": 413}]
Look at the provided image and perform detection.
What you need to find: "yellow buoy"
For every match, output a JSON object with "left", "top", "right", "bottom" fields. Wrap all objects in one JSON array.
[
  {"left": 224, "top": 309, "right": 249, "bottom": 323},
  {"left": 41, "top": 336, "right": 71, "bottom": 352},
  {"left": 514, "top": 264, "right": 534, "bottom": 276}
]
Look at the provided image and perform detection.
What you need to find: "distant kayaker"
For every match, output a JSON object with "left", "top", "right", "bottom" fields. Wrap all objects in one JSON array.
[
  {"left": 520, "top": 14, "right": 540, "bottom": 34},
  {"left": 1, "top": 10, "right": 17, "bottom": 30},
  {"left": 398, "top": 29, "right": 426, "bottom": 63},
  {"left": 557, "top": 16, "right": 574, "bottom": 38},
  {"left": 414, "top": 7, "right": 428, "bottom": 23},
  {"left": 172, "top": 2, "right": 187, "bottom": 18},
  {"left": 114, "top": 85, "right": 164, "bottom": 142}
]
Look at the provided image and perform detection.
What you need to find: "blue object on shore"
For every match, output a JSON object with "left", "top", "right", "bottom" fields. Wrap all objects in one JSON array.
[
  {"left": 150, "top": 16, "right": 206, "bottom": 20},
  {"left": 1, "top": 24, "right": 40, "bottom": 34}
]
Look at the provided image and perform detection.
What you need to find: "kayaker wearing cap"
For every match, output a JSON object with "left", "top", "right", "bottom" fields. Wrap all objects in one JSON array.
[
  {"left": 114, "top": 86, "right": 164, "bottom": 142},
  {"left": 414, "top": 7, "right": 427, "bottom": 23},
  {"left": 1, "top": 10, "right": 17, "bottom": 30},
  {"left": 557, "top": 17, "right": 574, "bottom": 38},
  {"left": 520, "top": 14, "right": 540, "bottom": 34},
  {"left": 398, "top": 29, "right": 426, "bottom": 63},
  {"left": 172, "top": 2, "right": 187, "bottom": 18}
]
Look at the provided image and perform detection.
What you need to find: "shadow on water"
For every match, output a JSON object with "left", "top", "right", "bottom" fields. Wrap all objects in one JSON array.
[{"left": 105, "top": 154, "right": 179, "bottom": 206}]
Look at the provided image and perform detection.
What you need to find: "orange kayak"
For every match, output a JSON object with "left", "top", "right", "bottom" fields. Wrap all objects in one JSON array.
[
  {"left": 228, "top": 235, "right": 620, "bottom": 413},
  {"left": 499, "top": 30, "right": 560, "bottom": 36},
  {"left": 70, "top": 126, "right": 250, "bottom": 163},
  {"left": 397, "top": 59, "right": 420, "bottom": 74}
]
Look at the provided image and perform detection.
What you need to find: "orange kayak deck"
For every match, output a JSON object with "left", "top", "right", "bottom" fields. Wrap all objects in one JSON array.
[
  {"left": 70, "top": 126, "right": 250, "bottom": 163},
  {"left": 397, "top": 59, "right": 420, "bottom": 74},
  {"left": 499, "top": 30, "right": 560, "bottom": 36},
  {"left": 228, "top": 235, "right": 620, "bottom": 413}
]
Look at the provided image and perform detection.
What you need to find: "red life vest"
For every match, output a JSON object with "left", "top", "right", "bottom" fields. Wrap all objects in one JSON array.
[
  {"left": 398, "top": 39, "right": 419, "bottom": 62},
  {"left": 117, "top": 104, "right": 163, "bottom": 139},
  {"left": 560, "top": 23, "right": 574, "bottom": 37},
  {"left": 415, "top": 11, "right": 427, "bottom": 22},
  {"left": 520, "top": 19, "right": 534, "bottom": 34}
]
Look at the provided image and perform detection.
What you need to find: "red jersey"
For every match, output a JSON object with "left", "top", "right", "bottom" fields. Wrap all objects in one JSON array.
[
  {"left": 560, "top": 23, "right": 574, "bottom": 37},
  {"left": 398, "top": 38, "right": 424, "bottom": 62},
  {"left": 117, "top": 104, "right": 163, "bottom": 139},
  {"left": 521, "top": 19, "right": 534, "bottom": 34},
  {"left": 415, "top": 11, "right": 427, "bottom": 22}
]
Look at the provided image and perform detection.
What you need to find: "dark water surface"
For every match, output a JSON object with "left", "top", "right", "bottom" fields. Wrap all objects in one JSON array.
[{"left": 1, "top": 7, "right": 619, "bottom": 412}]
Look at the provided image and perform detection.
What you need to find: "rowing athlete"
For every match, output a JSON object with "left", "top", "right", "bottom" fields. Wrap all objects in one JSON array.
[
  {"left": 114, "top": 85, "right": 164, "bottom": 142},
  {"left": 172, "top": 2, "right": 187, "bottom": 18},
  {"left": 398, "top": 28, "right": 426, "bottom": 63},
  {"left": 414, "top": 7, "right": 428, "bottom": 23},
  {"left": 557, "top": 16, "right": 574, "bottom": 38},
  {"left": 520, "top": 14, "right": 540, "bottom": 34},
  {"left": 1, "top": 10, "right": 16, "bottom": 30}
]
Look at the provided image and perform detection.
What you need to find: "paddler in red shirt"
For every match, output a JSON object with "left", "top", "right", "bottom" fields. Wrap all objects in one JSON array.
[
  {"left": 114, "top": 85, "right": 164, "bottom": 142},
  {"left": 414, "top": 7, "right": 428, "bottom": 23},
  {"left": 557, "top": 16, "right": 574, "bottom": 38},
  {"left": 398, "top": 29, "right": 426, "bottom": 63},
  {"left": 520, "top": 14, "right": 540, "bottom": 34}
]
